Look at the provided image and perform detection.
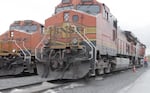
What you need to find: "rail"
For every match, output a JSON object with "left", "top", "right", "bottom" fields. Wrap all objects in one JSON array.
[{"left": 0, "top": 76, "right": 62, "bottom": 93}]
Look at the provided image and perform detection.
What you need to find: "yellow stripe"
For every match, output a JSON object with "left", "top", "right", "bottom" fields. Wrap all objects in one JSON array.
[{"left": 85, "top": 27, "right": 96, "bottom": 34}]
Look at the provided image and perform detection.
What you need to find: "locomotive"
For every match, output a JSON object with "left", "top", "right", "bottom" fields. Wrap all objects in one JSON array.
[
  {"left": 0, "top": 20, "right": 44, "bottom": 76},
  {"left": 36, "top": 0, "right": 146, "bottom": 80}
]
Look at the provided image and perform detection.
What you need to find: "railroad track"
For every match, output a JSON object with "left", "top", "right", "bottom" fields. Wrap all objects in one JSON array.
[
  {"left": 0, "top": 75, "right": 74, "bottom": 93},
  {"left": 2, "top": 82, "right": 65, "bottom": 93},
  {"left": 0, "top": 76, "right": 52, "bottom": 92},
  {"left": 0, "top": 66, "right": 142, "bottom": 93},
  {"left": 0, "top": 75, "right": 87, "bottom": 93}
]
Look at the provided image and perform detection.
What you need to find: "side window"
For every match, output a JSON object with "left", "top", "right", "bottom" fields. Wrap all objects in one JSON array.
[
  {"left": 72, "top": 15, "right": 79, "bottom": 22},
  {"left": 113, "top": 30, "right": 116, "bottom": 41},
  {"left": 113, "top": 20, "right": 117, "bottom": 29},
  {"left": 102, "top": 8, "right": 109, "bottom": 21},
  {"left": 106, "top": 11, "right": 109, "bottom": 20}
]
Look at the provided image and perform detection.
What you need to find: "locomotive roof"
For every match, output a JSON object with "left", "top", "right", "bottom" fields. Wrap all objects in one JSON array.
[{"left": 11, "top": 20, "right": 43, "bottom": 26}]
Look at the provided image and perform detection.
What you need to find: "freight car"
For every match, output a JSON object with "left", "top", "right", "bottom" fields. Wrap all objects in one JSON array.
[
  {"left": 35, "top": 0, "right": 146, "bottom": 79},
  {"left": 0, "top": 20, "right": 44, "bottom": 76}
]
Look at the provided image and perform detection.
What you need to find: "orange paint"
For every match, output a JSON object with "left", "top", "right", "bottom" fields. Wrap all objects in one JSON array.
[{"left": 0, "top": 20, "right": 44, "bottom": 55}]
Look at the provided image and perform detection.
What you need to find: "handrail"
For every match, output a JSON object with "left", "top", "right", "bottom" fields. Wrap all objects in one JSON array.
[
  {"left": 35, "top": 34, "right": 47, "bottom": 61},
  {"left": 73, "top": 25, "right": 94, "bottom": 60},
  {"left": 13, "top": 40, "right": 26, "bottom": 60},
  {"left": 23, "top": 41, "right": 31, "bottom": 62},
  {"left": 83, "top": 28, "right": 96, "bottom": 48},
  {"left": 83, "top": 27, "right": 98, "bottom": 63}
]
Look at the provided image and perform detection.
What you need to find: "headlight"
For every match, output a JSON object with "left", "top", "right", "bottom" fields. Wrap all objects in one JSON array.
[
  {"left": 12, "top": 49, "right": 16, "bottom": 53},
  {"left": 72, "top": 38, "right": 78, "bottom": 45},
  {"left": 44, "top": 39, "right": 50, "bottom": 46}
]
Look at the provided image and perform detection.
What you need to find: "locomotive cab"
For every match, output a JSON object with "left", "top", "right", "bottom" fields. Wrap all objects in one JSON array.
[{"left": 0, "top": 20, "right": 44, "bottom": 76}]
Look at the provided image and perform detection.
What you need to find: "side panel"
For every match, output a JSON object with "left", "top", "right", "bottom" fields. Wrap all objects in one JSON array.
[
  {"left": 96, "top": 14, "right": 117, "bottom": 56},
  {"left": 117, "top": 30, "right": 130, "bottom": 56}
]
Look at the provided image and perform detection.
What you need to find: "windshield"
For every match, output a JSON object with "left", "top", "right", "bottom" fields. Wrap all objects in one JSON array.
[
  {"left": 62, "top": 0, "right": 70, "bottom": 3},
  {"left": 10, "top": 25, "right": 38, "bottom": 33},
  {"left": 77, "top": 5, "right": 100, "bottom": 15},
  {"left": 55, "top": 6, "right": 74, "bottom": 14},
  {"left": 55, "top": 5, "right": 100, "bottom": 15}
]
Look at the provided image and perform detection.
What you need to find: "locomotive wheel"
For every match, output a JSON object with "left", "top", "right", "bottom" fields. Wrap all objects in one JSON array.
[
  {"left": 84, "top": 72, "right": 91, "bottom": 81},
  {"left": 50, "top": 60, "right": 59, "bottom": 71},
  {"left": 96, "top": 68, "right": 104, "bottom": 76},
  {"left": 104, "top": 63, "right": 111, "bottom": 74}
]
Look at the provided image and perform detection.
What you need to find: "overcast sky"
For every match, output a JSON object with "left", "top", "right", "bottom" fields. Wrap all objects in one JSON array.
[{"left": 0, "top": 0, "right": 149, "bottom": 55}]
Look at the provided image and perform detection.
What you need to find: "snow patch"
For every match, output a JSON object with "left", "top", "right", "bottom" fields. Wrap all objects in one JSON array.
[
  {"left": 10, "top": 89, "right": 27, "bottom": 93},
  {"left": 43, "top": 89, "right": 57, "bottom": 93}
]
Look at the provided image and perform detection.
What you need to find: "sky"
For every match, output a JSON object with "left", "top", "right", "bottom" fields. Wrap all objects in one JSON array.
[{"left": 0, "top": 0, "right": 149, "bottom": 55}]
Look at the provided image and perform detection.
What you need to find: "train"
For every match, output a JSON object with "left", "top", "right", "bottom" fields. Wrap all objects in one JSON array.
[
  {"left": 35, "top": 0, "right": 146, "bottom": 80},
  {"left": 0, "top": 20, "right": 44, "bottom": 76},
  {"left": 0, "top": 0, "right": 146, "bottom": 79}
]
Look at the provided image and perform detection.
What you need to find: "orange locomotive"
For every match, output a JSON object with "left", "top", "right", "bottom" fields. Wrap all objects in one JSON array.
[
  {"left": 36, "top": 0, "right": 146, "bottom": 79},
  {"left": 0, "top": 20, "right": 44, "bottom": 76},
  {"left": 35, "top": 0, "right": 146, "bottom": 79}
]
